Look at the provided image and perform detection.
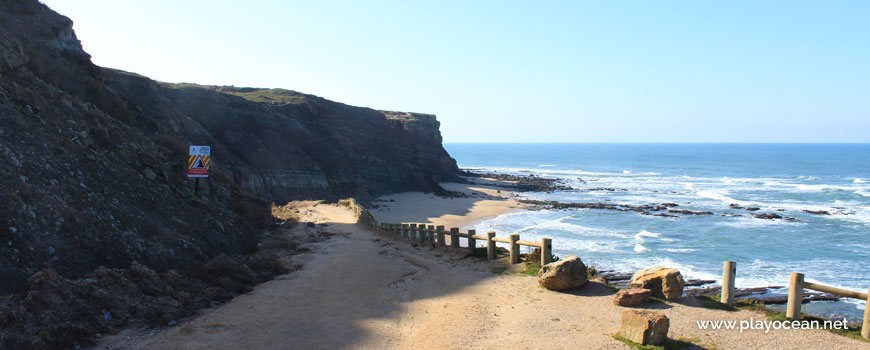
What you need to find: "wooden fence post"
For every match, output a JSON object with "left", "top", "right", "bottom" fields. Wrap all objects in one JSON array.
[
  {"left": 450, "top": 227, "right": 460, "bottom": 248},
  {"left": 436, "top": 225, "right": 446, "bottom": 247},
  {"left": 417, "top": 224, "right": 426, "bottom": 245},
  {"left": 541, "top": 237, "right": 552, "bottom": 265},
  {"left": 786, "top": 272, "right": 804, "bottom": 320},
  {"left": 467, "top": 229, "right": 477, "bottom": 254},
  {"left": 427, "top": 225, "right": 435, "bottom": 247},
  {"left": 721, "top": 261, "right": 736, "bottom": 306},
  {"left": 509, "top": 233, "right": 520, "bottom": 264},
  {"left": 863, "top": 287, "right": 870, "bottom": 340},
  {"left": 487, "top": 231, "right": 496, "bottom": 260},
  {"left": 409, "top": 224, "right": 418, "bottom": 243},
  {"left": 403, "top": 224, "right": 410, "bottom": 240}
]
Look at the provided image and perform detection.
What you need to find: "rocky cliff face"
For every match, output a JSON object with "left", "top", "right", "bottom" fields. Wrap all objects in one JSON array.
[{"left": 0, "top": 1, "right": 457, "bottom": 347}]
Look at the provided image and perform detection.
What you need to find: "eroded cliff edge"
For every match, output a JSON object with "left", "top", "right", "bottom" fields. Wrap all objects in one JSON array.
[{"left": 0, "top": 1, "right": 457, "bottom": 348}]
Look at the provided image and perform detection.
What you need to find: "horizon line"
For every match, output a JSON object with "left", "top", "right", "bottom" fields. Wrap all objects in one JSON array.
[{"left": 443, "top": 141, "right": 870, "bottom": 144}]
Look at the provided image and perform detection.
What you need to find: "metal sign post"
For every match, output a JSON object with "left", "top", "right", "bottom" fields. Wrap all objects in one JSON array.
[{"left": 188, "top": 145, "right": 211, "bottom": 196}]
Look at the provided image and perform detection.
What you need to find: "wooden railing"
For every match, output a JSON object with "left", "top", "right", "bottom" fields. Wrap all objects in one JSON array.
[
  {"left": 717, "top": 261, "right": 869, "bottom": 339},
  {"left": 786, "top": 272, "right": 870, "bottom": 339},
  {"left": 377, "top": 222, "right": 553, "bottom": 266}
]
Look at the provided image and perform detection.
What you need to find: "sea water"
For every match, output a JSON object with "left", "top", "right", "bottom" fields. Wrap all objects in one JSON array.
[{"left": 445, "top": 143, "right": 870, "bottom": 321}]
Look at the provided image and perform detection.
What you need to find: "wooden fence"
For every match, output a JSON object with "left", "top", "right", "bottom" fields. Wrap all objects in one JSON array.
[
  {"left": 786, "top": 272, "right": 870, "bottom": 339},
  {"left": 377, "top": 223, "right": 553, "bottom": 266},
  {"left": 718, "top": 261, "right": 869, "bottom": 339}
]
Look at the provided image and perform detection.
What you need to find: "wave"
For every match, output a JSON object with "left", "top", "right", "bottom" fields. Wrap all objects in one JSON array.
[
  {"left": 696, "top": 189, "right": 748, "bottom": 205},
  {"left": 462, "top": 166, "right": 663, "bottom": 178},
  {"left": 715, "top": 217, "right": 803, "bottom": 228},
  {"left": 633, "top": 244, "right": 649, "bottom": 253},
  {"left": 854, "top": 178, "right": 867, "bottom": 184},
  {"left": 634, "top": 230, "right": 661, "bottom": 240},
  {"left": 763, "top": 181, "right": 861, "bottom": 193},
  {"left": 661, "top": 248, "right": 696, "bottom": 253}
]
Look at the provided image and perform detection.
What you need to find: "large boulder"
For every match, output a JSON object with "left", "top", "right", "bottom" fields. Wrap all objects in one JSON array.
[
  {"left": 628, "top": 266, "right": 685, "bottom": 300},
  {"left": 615, "top": 310, "right": 670, "bottom": 345},
  {"left": 537, "top": 255, "right": 588, "bottom": 291},
  {"left": 613, "top": 288, "right": 652, "bottom": 307}
]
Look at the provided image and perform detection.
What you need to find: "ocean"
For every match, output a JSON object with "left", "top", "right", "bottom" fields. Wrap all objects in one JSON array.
[{"left": 444, "top": 143, "right": 870, "bottom": 321}]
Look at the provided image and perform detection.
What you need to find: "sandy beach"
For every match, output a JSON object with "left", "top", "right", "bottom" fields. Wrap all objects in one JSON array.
[{"left": 100, "top": 183, "right": 868, "bottom": 350}]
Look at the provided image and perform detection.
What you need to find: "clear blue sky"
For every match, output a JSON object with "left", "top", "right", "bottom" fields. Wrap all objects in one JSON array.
[{"left": 42, "top": 0, "right": 869, "bottom": 143}]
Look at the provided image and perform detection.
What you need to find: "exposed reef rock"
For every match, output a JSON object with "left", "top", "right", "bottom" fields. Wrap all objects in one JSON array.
[{"left": 460, "top": 171, "right": 574, "bottom": 192}]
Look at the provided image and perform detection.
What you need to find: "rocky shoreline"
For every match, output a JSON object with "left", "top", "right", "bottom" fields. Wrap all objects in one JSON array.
[
  {"left": 458, "top": 172, "right": 855, "bottom": 314},
  {"left": 459, "top": 170, "right": 575, "bottom": 192},
  {"left": 517, "top": 199, "right": 800, "bottom": 221}
]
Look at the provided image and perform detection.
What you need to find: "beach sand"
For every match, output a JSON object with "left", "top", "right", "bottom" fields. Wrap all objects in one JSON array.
[
  {"left": 101, "top": 183, "right": 868, "bottom": 350},
  {"left": 368, "top": 182, "right": 524, "bottom": 230}
]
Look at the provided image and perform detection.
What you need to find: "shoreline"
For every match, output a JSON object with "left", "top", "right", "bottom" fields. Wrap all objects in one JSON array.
[
  {"left": 390, "top": 177, "right": 865, "bottom": 324},
  {"left": 454, "top": 168, "right": 868, "bottom": 323},
  {"left": 368, "top": 182, "right": 526, "bottom": 230},
  {"left": 101, "top": 188, "right": 868, "bottom": 349}
]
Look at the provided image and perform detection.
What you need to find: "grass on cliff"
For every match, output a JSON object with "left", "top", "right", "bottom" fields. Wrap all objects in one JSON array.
[
  {"left": 693, "top": 294, "right": 867, "bottom": 342},
  {"left": 224, "top": 88, "right": 309, "bottom": 105}
]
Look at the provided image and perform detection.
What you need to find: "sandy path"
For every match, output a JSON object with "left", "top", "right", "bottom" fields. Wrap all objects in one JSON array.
[{"left": 103, "top": 194, "right": 867, "bottom": 350}]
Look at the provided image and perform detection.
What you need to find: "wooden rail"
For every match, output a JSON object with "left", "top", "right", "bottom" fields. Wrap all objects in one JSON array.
[
  {"left": 786, "top": 272, "right": 870, "bottom": 339},
  {"left": 376, "top": 222, "right": 553, "bottom": 266},
  {"left": 718, "top": 262, "right": 868, "bottom": 339}
]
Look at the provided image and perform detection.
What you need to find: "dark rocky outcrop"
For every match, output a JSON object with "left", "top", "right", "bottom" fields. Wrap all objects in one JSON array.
[
  {"left": 460, "top": 171, "right": 574, "bottom": 192},
  {"left": 0, "top": 0, "right": 457, "bottom": 293},
  {"left": 0, "top": 1, "right": 458, "bottom": 348}
]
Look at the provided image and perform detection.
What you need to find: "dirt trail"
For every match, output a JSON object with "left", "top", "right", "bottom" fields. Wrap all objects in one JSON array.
[{"left": 100, "top": 200, "right": 867, "bottom": 350}]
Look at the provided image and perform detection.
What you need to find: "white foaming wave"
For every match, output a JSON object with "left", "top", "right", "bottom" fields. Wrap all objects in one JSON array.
[
  {"left": 512, "top": 216, "right": 632, "bottom": 239},
  {"left": 463, "top": 166, "right": 665, "bottom": 178},
  {"left": 662, "top": 248, "right": 696, "bottom": 253},
  {"left": 463, "top": 166, "right": 626, "bottom": 177},
  {"left": 795, "top": 184, "right": 853, "bottom": 192},
  {"left": 735, "top": 258, "right": 870, "bottom": 290},
  {"left": 634, "top": 243, "right": 649, "bottom": 253},
  {"left": 715, "top": 217, "right": 804, "bottom": 229},
  {"left": 650, "top": 257, "right": 720, "bottom": 281},
  {"left": 696, "top": 189, "right": 749, "bottom": 206},
  {"left": 681, "top": 182, "right": 696, "bottom": 190},
  {"left": 856, "top": 190, "right": 870, "bottom": 198},
  {"left": 634, "top": 230, "right": 661, "bottom": 240},
  {"left": 554, "top": 239, "right": 626, "bottom": 254},
  {"left": 854, "top": 178, "right": 867, "bottom": 184},
  {"left": 763, "top": 181, "right": 862, "bottom": 193}
]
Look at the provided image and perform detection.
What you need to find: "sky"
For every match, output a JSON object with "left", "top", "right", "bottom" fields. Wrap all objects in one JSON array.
[{"left": 42, "top": 0, "right": 869, "bottom": 143}]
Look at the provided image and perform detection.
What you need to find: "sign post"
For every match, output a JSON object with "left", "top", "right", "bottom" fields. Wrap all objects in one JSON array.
[{"left": 187, "top": 145, "right": 211, "bottom": 196}]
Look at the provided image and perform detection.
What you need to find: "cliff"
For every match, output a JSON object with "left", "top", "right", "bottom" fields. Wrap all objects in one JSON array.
[{"left": 0, "top": 1, "right": 457, "bottom": 348}]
